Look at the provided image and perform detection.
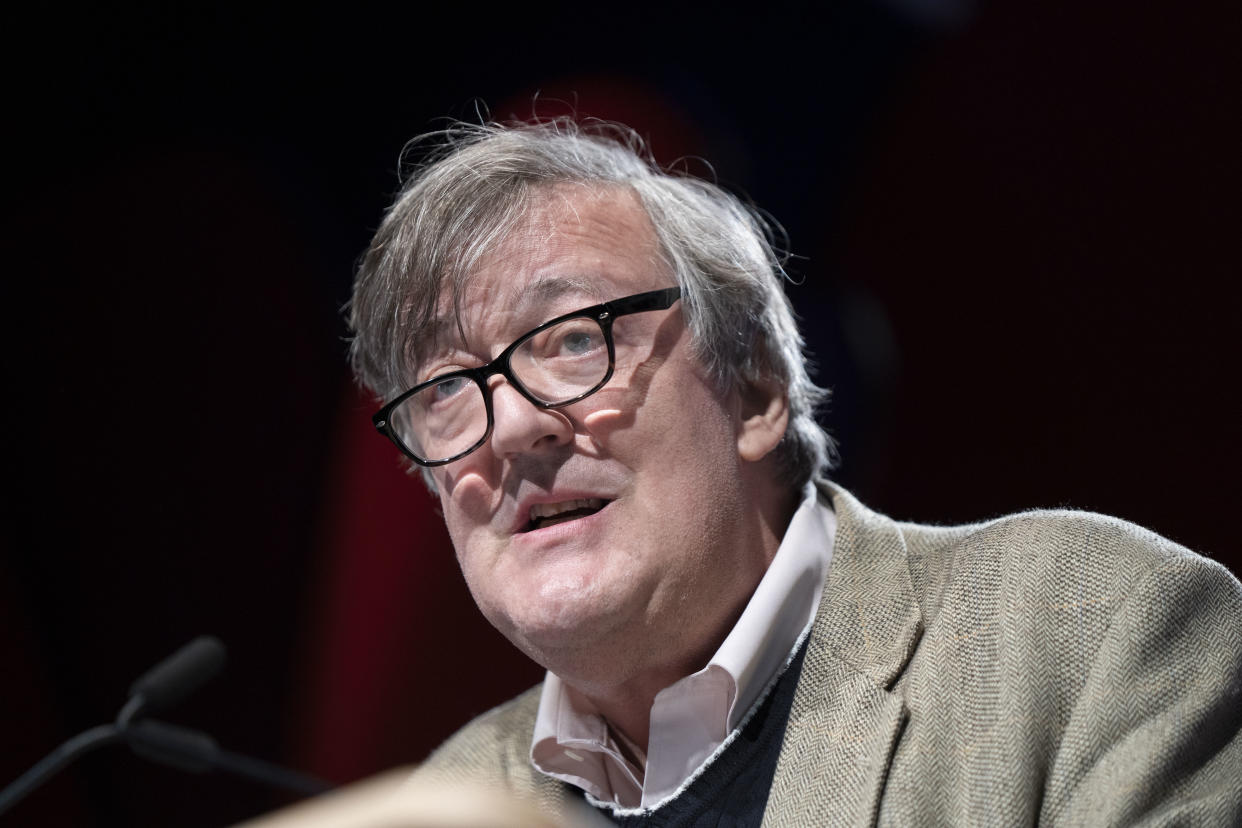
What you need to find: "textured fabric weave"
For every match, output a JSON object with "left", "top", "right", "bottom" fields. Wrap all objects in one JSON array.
[{"left": 412, "top": 485, "right": 1242, "bottom": 827}]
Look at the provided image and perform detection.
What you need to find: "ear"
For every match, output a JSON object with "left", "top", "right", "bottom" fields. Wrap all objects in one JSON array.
[{"left": 736, "top": 375, "right": 790, "bottom": 463}]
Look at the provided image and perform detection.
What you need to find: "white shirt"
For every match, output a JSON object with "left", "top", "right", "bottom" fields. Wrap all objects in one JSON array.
[{"left": 530, "top": 484, "right": 836, "bottom": 811}]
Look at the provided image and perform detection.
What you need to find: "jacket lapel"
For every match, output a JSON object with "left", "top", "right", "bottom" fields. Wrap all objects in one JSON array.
[{"left": 763, "top": 485, "right": 924, "bottom": 827}]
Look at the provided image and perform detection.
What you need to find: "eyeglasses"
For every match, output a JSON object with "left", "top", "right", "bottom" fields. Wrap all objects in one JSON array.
[{"left": 373, "top": 286, "right": 682, "bottom": 467}]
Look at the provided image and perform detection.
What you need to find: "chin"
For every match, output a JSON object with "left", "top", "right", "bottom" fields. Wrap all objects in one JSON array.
[{"left": 491, "top": 576, "right": 632, "bottom": 659}]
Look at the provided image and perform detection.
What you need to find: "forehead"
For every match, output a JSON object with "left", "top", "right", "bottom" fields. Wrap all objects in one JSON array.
[{"left": 450, "top": 184, "right": 669, "bottom": 330}]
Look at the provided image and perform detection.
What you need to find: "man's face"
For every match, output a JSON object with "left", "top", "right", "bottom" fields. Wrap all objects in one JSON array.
[{"left": 426, "top": 186, "right": 776, "bottom": 686}]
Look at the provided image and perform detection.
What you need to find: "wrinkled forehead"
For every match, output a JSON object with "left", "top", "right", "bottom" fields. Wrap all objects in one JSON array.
[{"left": 408, "top": 184, "right": 669, "bottom": 369}]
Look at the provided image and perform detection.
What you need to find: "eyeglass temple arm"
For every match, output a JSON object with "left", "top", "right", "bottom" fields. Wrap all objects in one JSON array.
[{"left": 605, "top": 286, "right": 681, "bottom": 316}]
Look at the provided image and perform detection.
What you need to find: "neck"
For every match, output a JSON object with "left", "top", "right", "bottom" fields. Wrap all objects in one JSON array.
[
  {"left": 564, "top": 632, "right": 725, "bottom": 754},
  {"left": 558, "top": 481, "right": 801, "bottom": 754}
]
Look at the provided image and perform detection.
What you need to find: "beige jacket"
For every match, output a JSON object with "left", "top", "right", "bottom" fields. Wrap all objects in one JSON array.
[{"left": 415, "top": 485, "right": 1242, "bottom": 826}]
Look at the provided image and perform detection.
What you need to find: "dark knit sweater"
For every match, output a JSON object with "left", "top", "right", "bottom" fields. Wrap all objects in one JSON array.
[{"left": 589, "top": 639, "right": 809, "bottom": 827}]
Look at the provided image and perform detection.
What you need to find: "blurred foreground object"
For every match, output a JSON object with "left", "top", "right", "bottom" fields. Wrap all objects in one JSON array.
[{"left": 234, "top": 767, "right": 606, "bottom": 828}]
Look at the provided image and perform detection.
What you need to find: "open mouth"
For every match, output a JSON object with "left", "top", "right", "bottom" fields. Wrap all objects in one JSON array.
[{"left": 522, "top": 498, "right": 610, "bottom": 532}]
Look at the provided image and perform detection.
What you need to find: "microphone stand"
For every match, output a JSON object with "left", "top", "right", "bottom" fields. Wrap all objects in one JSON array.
[
  {"left": 0, "top": 726, "right": 124, "bottom": 815},
  {"left": 0, "top": 636, "right": 332, "bottom": 818}
]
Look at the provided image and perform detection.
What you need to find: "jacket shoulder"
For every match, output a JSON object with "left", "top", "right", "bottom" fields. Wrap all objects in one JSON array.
[
  {"left": 411, "top": 684, "right": 545, "bottom": 793},
  {"left": 897, "top": 506, "right": 1237, "bottom": 627},
  {"left": 880, "top": 506, "right": 1242, "bottom": 824}
]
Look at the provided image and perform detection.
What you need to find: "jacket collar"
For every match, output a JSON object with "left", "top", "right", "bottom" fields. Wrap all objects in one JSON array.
[{"left": 762, "top": 483, "right": 924, "bottom": 827}]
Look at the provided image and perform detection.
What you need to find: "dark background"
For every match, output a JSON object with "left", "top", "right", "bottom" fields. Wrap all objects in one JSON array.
[{"left": 5, "top": 0, "right": 1239, "bottom": 824}]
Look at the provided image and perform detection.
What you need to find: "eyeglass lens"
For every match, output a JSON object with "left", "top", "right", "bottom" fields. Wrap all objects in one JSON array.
[{"left": 390, "top": 315, "right": 611, "bottom": 463}]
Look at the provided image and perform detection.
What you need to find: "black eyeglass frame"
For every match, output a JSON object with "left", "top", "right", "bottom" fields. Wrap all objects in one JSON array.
[{"left": 373, "top": 286, "right": 683, "bottom": 467}]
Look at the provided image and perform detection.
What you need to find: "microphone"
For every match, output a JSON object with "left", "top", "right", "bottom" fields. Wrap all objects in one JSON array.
[
  {"left": 121, "top": 634, "right": 226, "bottom": 725},
  {"left": 125, "top": 719, "right": 331, "bottom": 796},
  {"left": 0, "top": 636, "right": 331, "bottom": 817}
]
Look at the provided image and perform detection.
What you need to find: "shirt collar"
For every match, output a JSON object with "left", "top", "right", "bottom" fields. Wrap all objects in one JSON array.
[{"left": 711, "top": 481, "right": 835, "bottom": 725}]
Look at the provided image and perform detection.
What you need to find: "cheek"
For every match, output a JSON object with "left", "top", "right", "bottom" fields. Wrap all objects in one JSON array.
[
  {"left": 436, "top": 462, "right": 500, "bottom": 538},
  {"left": 643, "top": 376, "right": 746, "bottom": 498},
  {"left": 450, "top": 528, "right": 512, "bottom": 626},
  {"left": 436, "top": 503, "right": 502, "bottom": 607},
  {"left": 634, "top": 378, "right": 738, "bottom": 475}
]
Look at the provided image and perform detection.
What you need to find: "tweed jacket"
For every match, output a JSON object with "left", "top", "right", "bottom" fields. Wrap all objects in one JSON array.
[{"left": 414, "top": 485, "right": 1242, "bottom": 826}]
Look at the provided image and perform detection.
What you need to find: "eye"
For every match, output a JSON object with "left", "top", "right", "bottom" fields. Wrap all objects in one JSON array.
[
  {"left": 430, "top": 375, "right": 471, "bottom": 402},
  {"left": 540, "top": 319, "right": 604, "bottom": 359},
  {"left": 560, "top": 330, "right": 597, "bottom": 356}
]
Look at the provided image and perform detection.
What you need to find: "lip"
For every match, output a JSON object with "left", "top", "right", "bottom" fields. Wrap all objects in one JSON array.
[
  {"left": 510, "top": 499, "right": 615, "bottom": 549},
  {"left": 507, "top": 491, "right": 616, "bottom": 535}
]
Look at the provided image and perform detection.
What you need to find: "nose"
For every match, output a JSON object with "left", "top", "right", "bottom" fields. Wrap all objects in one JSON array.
[{"left": 487, "top": 377, "right": 574, "bottom": 458}]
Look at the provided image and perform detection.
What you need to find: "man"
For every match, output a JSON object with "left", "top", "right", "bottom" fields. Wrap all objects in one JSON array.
[{"left": 347, "top": 120, "right": 1242, "bottom": 826}]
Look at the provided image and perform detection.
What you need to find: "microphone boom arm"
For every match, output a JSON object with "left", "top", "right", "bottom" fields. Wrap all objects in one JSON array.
[{"left": 0, "top": 725, "right": 123, "bottom": 816}]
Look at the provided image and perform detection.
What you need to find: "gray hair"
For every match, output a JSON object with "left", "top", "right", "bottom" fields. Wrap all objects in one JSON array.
[{"left": 347, "top": 119, "right": 835, "bottom": 488}]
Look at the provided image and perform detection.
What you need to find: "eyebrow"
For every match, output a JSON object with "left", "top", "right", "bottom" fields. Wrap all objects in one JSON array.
[
  {"left": 519, "top": 274, "right": 607, "bottom": 311},
  {"left": 410, "top": 274, "right": 609, "bottom": 371}
]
